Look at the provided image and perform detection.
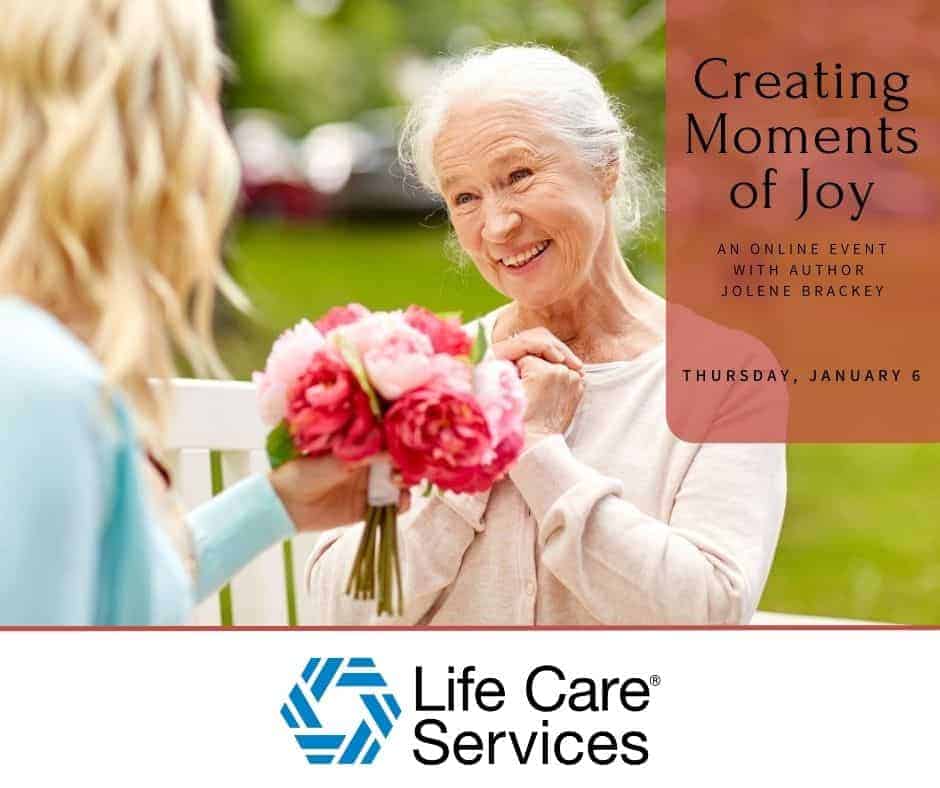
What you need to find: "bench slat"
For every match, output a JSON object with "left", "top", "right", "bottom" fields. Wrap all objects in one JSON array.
[
  {"left": 162, "top": 379, "right": 266, "bottom": 452},
  {"left": 291, "top": 532, "right": 323, "bottom": 625}
]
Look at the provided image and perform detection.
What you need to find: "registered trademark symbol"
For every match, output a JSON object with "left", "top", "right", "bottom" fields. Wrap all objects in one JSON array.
[{"left": 649, "top": 675, "right": 661, "bottom": 686}]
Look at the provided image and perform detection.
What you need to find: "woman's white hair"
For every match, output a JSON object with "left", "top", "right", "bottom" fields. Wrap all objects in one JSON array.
[{"left": 399, "top": 44, "right": 651, "bottom": 237}]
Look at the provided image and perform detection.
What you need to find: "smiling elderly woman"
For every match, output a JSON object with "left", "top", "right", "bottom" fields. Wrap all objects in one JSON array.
[{"left": 305, "top": 45, "right": 787, "bottom": 625}]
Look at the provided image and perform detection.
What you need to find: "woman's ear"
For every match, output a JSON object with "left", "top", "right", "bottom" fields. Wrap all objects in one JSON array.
[{"left": 599, "top": 155, "right": 620, "bottom": 200}]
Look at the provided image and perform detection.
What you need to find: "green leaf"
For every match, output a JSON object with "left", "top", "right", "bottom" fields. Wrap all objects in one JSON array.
[
  {"left": 266, "top": 419, "right": 300, "bottom": 470},
  {"left": 470, "top": 322, "right": 488, "bottom": 364},
  {"left": 334, "top": 335, "right": 382, "bottom": 417},
  {"left": 435, "top": 310, "right": 462, "bottom": 322},
  {"left": 421, "top": 480, "right": 434, "bottom": 497}
]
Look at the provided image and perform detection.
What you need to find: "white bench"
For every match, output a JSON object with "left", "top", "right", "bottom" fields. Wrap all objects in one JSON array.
[
  {"left": 163, "top": 378, "right": 320, "bottom": 626},
  {"left": 163, "top": 378, "right": 874, "bottom": 627}
]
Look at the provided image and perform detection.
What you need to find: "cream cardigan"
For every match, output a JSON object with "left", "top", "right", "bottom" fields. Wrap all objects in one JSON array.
[{"left": 304, "top": 308, "right": 787, "bottom": 625}]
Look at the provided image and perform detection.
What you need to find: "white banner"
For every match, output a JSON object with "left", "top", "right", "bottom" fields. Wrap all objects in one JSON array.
[{"left": 0, "top": 630, "right": 935, "bottom": 787}]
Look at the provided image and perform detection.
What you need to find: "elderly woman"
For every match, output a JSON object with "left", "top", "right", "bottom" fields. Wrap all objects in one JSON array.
[{"left": 305, "top": 45, "right": 787, "bottom": 625}]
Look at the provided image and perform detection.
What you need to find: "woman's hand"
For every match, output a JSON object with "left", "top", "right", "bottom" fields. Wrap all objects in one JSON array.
[
  {"left": 492, "top": 327, "right": 585, "bottom": 447},
  {"left": 491, "top": 327, "right": 583, "bottom": 372},
  {"left": 269, "top": 455, "right": 410, "bottom": 532},
  {"left": 516, "top": 355, "right": 585, "bottom": 447}
]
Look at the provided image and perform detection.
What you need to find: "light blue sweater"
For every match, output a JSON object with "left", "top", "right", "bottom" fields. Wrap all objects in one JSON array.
[{"left": 0, "top": 297, "right": 295, "bottom": 625}]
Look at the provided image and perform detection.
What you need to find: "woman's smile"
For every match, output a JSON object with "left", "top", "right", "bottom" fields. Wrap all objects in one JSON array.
[{"left": 498, "top": 239, "right": 552, "bottom": 274}]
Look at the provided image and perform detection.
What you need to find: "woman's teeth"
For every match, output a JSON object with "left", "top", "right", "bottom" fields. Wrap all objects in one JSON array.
[{"left": 501, "top": 240, "right": 550, "bottom": 267}]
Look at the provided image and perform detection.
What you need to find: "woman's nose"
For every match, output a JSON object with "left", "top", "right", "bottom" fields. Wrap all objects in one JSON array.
[{"left": 481, "top": 202, "right": 522, "bottom": 243}]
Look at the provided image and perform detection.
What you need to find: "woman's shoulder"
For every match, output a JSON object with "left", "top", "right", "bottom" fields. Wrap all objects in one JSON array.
[
  {"left": 0, "top": 297, "right": 133, "bottom": 454},
  {"left": 0, "top": 297, "right": 106, "bottom": 406}
]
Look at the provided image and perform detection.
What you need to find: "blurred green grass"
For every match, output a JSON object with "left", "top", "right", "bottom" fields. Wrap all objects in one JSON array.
[
  {"left": 767, "top": 444, "right": 940, "bottom": 624},
  {"left": 219, "top": 219, "right": 507, "bottom": 378},
  {"left": 220, "top": 220, "right": 940, "bottom": 624}
]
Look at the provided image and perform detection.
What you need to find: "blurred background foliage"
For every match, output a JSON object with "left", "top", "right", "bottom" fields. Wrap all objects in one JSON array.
[
  {"left": 212, "top": 0, "right": 939, "bottom": 624},
  {"left": 220, "top": 0, "right": 665, "bottom": 144}
]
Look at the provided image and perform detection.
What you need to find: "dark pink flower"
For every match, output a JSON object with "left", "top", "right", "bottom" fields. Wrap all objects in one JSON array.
[
  {"left": 384, "top": 380, "right": 516, "bottom": 494},
  {"left": 285, "top": 347, "right": 383, "bottom": 461},
  {"left": 404, "top": 306, "right": 473, "bottom": 356},
  {"left": 314, "top": 303, "right": 371, "bottom": 335},
  {"left": 453, "top": 430, "right": 524, "bottom": 493}
]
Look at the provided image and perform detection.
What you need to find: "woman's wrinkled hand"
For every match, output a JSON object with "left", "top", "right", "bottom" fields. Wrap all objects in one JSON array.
[
  {"left": 492, "top": 327, "right": 585, "bottom": 446},
  {"left": 515, "top": 354, "right": 585, "bottom": 446},
  {"left": 269, "top": 454, "right": 411, "bottom": 532},
  {"left": 491, "top": 327, "right": 583, "bottom": 372}
]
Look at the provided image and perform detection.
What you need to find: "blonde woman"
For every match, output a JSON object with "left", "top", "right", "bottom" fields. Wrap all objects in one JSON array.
[{"left": 0, "top": 0, "right": 379, "bottom": 625}]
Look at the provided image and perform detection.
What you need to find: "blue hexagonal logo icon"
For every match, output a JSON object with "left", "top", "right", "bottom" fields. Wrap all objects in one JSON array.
[{"left": 280, "top": 657, "right": 401, "bottom": 765}]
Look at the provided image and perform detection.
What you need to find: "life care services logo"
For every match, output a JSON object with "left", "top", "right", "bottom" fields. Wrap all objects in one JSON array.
[{"left": 280, "top": 657, "right": 401, "bottom": 765}]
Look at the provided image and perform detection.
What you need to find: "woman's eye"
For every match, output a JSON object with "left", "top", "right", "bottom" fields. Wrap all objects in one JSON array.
[
  {"left": 455, "top": 192, "right": 475, "bottom": 206},
  {"left": 509, "top": 168, "right": 533, "bottom": 184}
]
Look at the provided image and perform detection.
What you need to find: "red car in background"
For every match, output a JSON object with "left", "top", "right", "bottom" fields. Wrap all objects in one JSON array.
[
  {"left": 231, "top": 111, "right": 328, "bottom": 222},
  {"left": 230, "top": 108, "right": 441, "bottom": 223}
]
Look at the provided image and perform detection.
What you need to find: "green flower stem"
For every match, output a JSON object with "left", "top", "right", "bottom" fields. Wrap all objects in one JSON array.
[
  {"left": 364, "top": 508, "right": 378, "bottom": 597},
  {"left": 378, "top": 510, "right": 388, "bottom": 615},
  {"left": 390, "top": 506, "right": 403, "bottom": 615},
  {"left": 343, "top": 504, "right": 405, "bottom": 617},
  {"left": 345, "top": 506, "right": 372, "bottom": 597},
  {"left": 378, "top": 512, "right": 388, "bottom": 615}
]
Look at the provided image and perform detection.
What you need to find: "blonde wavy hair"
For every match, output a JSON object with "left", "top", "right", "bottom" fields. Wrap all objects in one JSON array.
[{"left": 0, "top": 0, "right": 240, "bottom": 446}]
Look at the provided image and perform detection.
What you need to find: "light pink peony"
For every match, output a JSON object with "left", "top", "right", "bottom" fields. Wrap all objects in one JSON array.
[
  {"left": 404, "top": 306, "right": 473, "bottom": 356},
  {"left": 285, "top": 347, "right": 383, "bottom": 461},
  {"left": 427, "top": 352, "right": 474, "bottom": 393},
  {"left": 252, "top": 319, "right": 325, "bottom": 426},
  {"left": 314, "top": 302, "right": 370, "bottom": 335},
  {"left": 335, "top": 312, "right": 436, "bottom": 401},
  {"left": 333, "top": 311, "right": 406, "bottom": 354},
  {"left": 473, "top": 359, "right": 525, "bottom": 446}
]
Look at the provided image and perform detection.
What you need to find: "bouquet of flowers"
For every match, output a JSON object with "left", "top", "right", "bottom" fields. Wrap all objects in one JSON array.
[{"left": 253, "top": 303, "right": 526, "bottom": 616}]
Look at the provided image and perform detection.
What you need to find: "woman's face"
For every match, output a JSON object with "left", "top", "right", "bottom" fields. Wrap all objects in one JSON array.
[{"left": 433, "top": 100, "right": 613, "bottom": 309}]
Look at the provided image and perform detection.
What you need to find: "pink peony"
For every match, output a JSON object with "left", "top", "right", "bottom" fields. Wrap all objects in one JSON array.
[
  {"left": 427, "top": 353, "right": 473, "bottom": 393},
  {"left": 335, "top": 312, "right": 436, "bottom": 401},
  {"left": 385, "top": 380, "right": 513, "bottom": 494},
  {"left": 404, "top": 306, "right": 473, "bottom": 356},
  {"left": 364, "top": 332, "right": 435, "bottom": 400},
  {"left": 450, "top": 429, "right": 524, "bottom": 493},
  {"left": 443, "top": 360, "right": 525, "bottom": 491},
  {"left": 252, "top": 319, "right": 325, "bottom": 426},
  {"left": 334, "top": 396, "right": 385, "bottom": 461},
  {"left": 473, "top": 359, "right": 525, "bottom": 446},
  {"left": 314, "top": 302, "right": 370, "bottom": 335},
  {"left": 285, "top": 347, "right": 383, "bottom": 461}
]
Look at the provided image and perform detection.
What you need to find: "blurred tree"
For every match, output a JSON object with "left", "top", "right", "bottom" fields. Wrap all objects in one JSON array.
[{"left": 222, "top": 0, "right": 664, "bottom": 157}]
